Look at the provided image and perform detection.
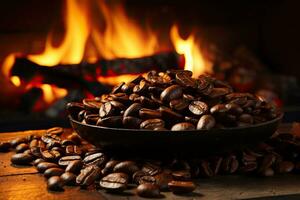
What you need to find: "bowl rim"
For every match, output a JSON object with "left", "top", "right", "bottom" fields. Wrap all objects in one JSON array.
[{"left": 69, "top": 112, "right": 283, "bottom": 133}]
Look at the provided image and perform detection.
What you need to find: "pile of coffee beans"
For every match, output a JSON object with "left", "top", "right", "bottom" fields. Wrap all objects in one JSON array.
[
  {"left": 1, "top": 127, "right": 300, "bottom": 198},
  {"left": 67, "top": 70, "right": 279, "bottom": 130}
]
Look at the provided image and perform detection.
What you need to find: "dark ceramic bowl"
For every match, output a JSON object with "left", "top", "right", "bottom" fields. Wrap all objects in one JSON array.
[{"left": 69, "top": 114, "right": 283, "bottom": 156}]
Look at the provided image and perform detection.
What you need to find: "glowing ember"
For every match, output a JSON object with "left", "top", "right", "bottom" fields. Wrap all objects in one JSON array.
[
  {"left": 10, "top": 76, "right": 21, "bottom": 87},
  {"left": 39, "top": 84, "right": 68, "bottom": 104}
]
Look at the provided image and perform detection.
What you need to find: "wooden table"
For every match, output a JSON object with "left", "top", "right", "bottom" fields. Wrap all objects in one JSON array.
[{"left": 1, "top": 129, "right": 300, "bottom": 200}]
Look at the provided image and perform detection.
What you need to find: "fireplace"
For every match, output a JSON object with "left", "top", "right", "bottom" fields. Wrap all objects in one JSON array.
[{"left": 0, "top": 0, "right": 299, "bottom": 131}]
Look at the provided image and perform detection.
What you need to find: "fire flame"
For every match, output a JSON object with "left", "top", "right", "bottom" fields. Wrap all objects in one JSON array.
[{"left": 1, "top": 0, "right": 212, "bottom": 108}]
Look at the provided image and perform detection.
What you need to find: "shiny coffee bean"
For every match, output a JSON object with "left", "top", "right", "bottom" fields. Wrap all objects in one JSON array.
[
  {"left": 136, "top": 183, "right": 161, "bottom": 198},
  {"left": 142, "top": 162, "right": 162, "bottom": 176},
  {"left": 140, "top": 119, "right": 165, "bottom": 130},
  {"left": 197, "top": 115, "right": 216, "bottom": 130},
  {"left": 11, "top": 153, "right": 34, "bottom": 165},
  {"left": 59, "top": 155, "right": 81, "bottom": 166},
  {"left": 170, "top": 98, "right": 189, "bottom": 111},
  {"left": 102, "top": 160, "right": 120, "bottom": 175},
  {"left": 96, "top": 116, "right": 123, "bottom": 128},
  {"left": 99, "top": 172, "right": 128, "bottom": 192},
  {"left": 83, "top": 152, "right": 106, "bottom": 167},
  {"left": 44, "top": 167, "right": 65, "bottom": 178},
  {"left": 67, "top": 133, "right": 82, "bottom": 145},
  {"left": 113, "top": 161, "right": 139, "bottom": 175},
  {"left": 65, "top": 145, "right": 82, "bottom": 156},
  {"left": 83, "top": 98, "right": 102, "bottom": 112},
  {"left": 189, "top": 101, "right": 208, "bottom": 115},
  {"left": 10, "top": 137, "right": 28, "bottom": 148},
  {"left": 160, "top": 85, "right": 183, "bottom": 102},
  {"left": 225, "top": 103, "right": 243, "bottom": 115},
  {"left": 37, "top": 162, "right": 59, "bottom": 173},
  {"left": 47, "top": 176, "right": 64, "bottom": 191},
  {"left": 33, "top": 158, "right": 45, "bottom": 166},
  {"left": 15, "top": 143, "right": 29, "bottom": 153},
  {"left": 210, "top": 104, "right": 228, "bottom": 114},
  {"left": 139, "top": 108, "right": 162, "bottom": 119},
  {"left": 123, "top": 103, "right": 142, "bottom": 117},
  {"left": 99, "top": 102, "right": 115, "bottom": 118},
  {"left": 154, "top": 171, "right": 173, "bottom": 191},
  {"left": 209, "top": 88, "right": 230, "bottom": 98},
  {"left": 61, "top": 172, "right": 77, "bottom": 186},
  {"left": 0, "top": 142, "right": 11, "bottom": 152},
  {"left": 168, "top": 180, "right": 196, "bottom": 194},
  {"left": 172, "top": 170, "right": 191, "bottom": 181},
  {"left": 138, "top": 175, "right": 156, "bottom": 185},
  {"left": 171, "top": 122, "right": 195, "bottom": 131},
  {"left": 65, "top": 160, "right": 83, "bottom": 174},
  {"left": 46, "top": 127, "right": 64, "bottom": 136},
  {"left": 41, "top": 150, "right": 61, "bottom": 162},
  {"left": 123, "top": 116, "right": 142, "bottom": 129},
  {"left": 133, "top": 80, "right": 149, "bottom": 94},
  {"left": 76, "top": 165, "right": 101, "bottom": 187},
  {"left": 159, "top": 107, "right": 183, "bottom": 122},
  {"left": 175, "top": 72, "right": 196, "bottom": 88},
  {"left": 111, "top": 82, "right": 125, "bottom": 94}
]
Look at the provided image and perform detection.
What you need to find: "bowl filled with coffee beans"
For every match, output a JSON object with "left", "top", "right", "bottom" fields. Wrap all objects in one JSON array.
[{"left": 67, "top": 70, "right": 282, "bottom": 155}]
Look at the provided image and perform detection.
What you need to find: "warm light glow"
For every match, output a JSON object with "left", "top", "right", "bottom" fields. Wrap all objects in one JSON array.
[
  {"left": 2, "top": 54, "right": 15, "bottom": 77},
  {"left": 40, "top": 84, "right": 68, "bottom": 104},
  {"left": 170, "top": 25, "right": 210, "bottom": 77},
  {"left": 10, "top": 76, "right": 21, "bottom": 87},
  {"left": 28, "top": 0, "right": 89, "bottom": 66},
  {"left": 97, "top": 74, "right": 145, "bottom": 85}
]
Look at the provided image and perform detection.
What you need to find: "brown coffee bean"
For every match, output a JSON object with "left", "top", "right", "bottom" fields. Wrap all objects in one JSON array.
[
  {"left": 15, "top": 143, "right": 29, "bottom": 153},
  {"left": 96, "top": 116, "right": 123, "bottom": 128},
  {"left": 239, "top": 114, "right": 254, "bottom": 124},
  {"left": 66, "top": 102, "right": 85, "bottom": 119},
  {"left": 10, "top": 137, "right": 28, "bottom": 148},
  {"left": 33, "top": 158, "right": 45, "bottom": 166},
  {"left": 172, "top": 170, "right": 191, "bottom": 181},
  {"left": 142, "top": 162, "right": 162, "bottom": 176},
  {"left": 123, "top": 116, "right": 142, "bottom": 129},
  {"left": 121, "top": 82, "right": 135, "bottom": 93},
  {"left": 170, "top": 98, "right": 189, "bottom": 111},
  {"left": 37, "top": 162, "right": 59, "bottom": 173},
  {"left": 44, "top": 167, "right": 65, "bottom": 178},
  {"left": 61, "top": 172, "right": 77, "bottom": 186},
  {"left": 210, "top": 156, "right": 223, "bottom": 175},
  {"left": 65, "top": 145, "right": 82, "bottom": 156},
  {"left": 46, "top": 127, "right": 64, "bottom": 136},
  {"left": 113, "top": 161, "right": 139, "bottom": 175},
  {"left": 168, "top": 180, "right": 196, "bottom": 194},
  {"left": 189, "top": 101, "right": 208, "bottom": 115},
  {"left": 83, "top": 152, "right": 106, "bottom": 167},
  {"left": 276, "top": 161, "right": 295, "bottom": 173},
  {"left": 209, "top": 88, "right": 230, "bottom": 98},
  {"left": 133, "top": 80, "right": 149, "bottom": 94},
  {"left": 84, "top": 114, "right": 100, "bottom": 125},
  {"left": 47, "top": 176, "right": 64, "bottom": 191},
  {"left": 184, "top": 116, "right": 199, "bottom": 125},
  {"left": 66, "top": 160, "right": 83, "bottom": 174},
  {"left": 138, "top": 175, "right": 156, "bottom": 185},
  {"left": 102, "top": 160, "right": 120, "bottom": 175},
  {"left": 197, "top": 115, "right": 216, "bottom": 130},
  {"left": 159, "top": 107, "right": 183, "bottom": 122},
  {"left": 67, "top": 133, "right": 82, "bottom": 145},
  {"left": 59, "top": 155, "right": 81, "bottom": 166},
  {"left": 99, "top": 102, "right": 115, "bottom": 118},
  {"left": 123, "top": 103, "right": 142, "bottom": 117},
  {"left": 154, "top": 171, "right": 173, "bottom": 191},
  {"left": 11, "top": 153, "right": 34, "bottom": 165},
  {"left": 140, "top": 119, "right": 165, "bottom": 130},
  {"left": 111, "top": 82, "right": 125, "bottom": 94},
  {"left": 175, "top": 72, "right": 196, "bottom": 88},
  {"left": 171, "top": 122, "right": 195, "bottom": 131},
  {"left": 139, "top": 108, "right": 162, "bottom": 119},
  {"left": 210, "top": 104, "right": 228, "bottom": 114},
  {"left": 160, "top": 85, "right": 183, "bottom": 102},
  {"left": 100, "top": 172, "right": 128, "bottom": 192},
  {"left": 41, "top": 150, "right": 61, "bottom": 162},
  {"left": 136, "top": 183, "right": 161, "bottom": 198},
  {"left": 0, "top": 142, "right": 11, "bottom": 152},
  {"left": 76, "top": 165, "right": 101, "bottom": 187},
  {"left": 225, "top": 103, "right": 243, "bottom": 115}
]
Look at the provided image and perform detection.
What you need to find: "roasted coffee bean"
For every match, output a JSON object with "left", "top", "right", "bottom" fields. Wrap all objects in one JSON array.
[
  {"left": 65, "top": 145, "right": 82, "bottom": 156},
  {"left": 15, "top": 143, "right": 29, "bottom": 153},
  {"left": 154, "top": 171, "right": 173, "bottom": 190},
  {"left": 83, "top": 98, "right": 102, "bottom": 112},
  {"left": 140, "top": 119, "right": 165, "bottom": 130},
  {"left": 61, "top": 172, "right": 77, "bottom": 186},
  {"left": 99, "top": 172, "right": 128, "bottom": 192},
  {"left": 184, "top": 116, "right": 199, "bottom": 125},
  {"left": 171, "top": 122, "right": 195, "bottom": 131},
  {"left": 123, "top": 116, "right": 142, "bottom": 129},
  {"left": 99, "top": 102, "right": 115, "bottom": 118},
  {"left": 123, "top": 103, "right": 142, "bottom": 117},
  {"left": 59, "top": 155, "right": 81, "bottom": 166},
  {"left": 239, "top": 114, "right": 254, "bottom": 124},
  {"left": 121, "top": 82, "right": 135, "bottom": 93},
  {"left": 189, "top": 101, "right": 208, "bottom": 115},
  {"left": 170, "top": 98, "right": 189, "bottom": 111},
  {"left": 133, "top": 80, "right": 149, "bottom": 94},
  {"left": 61, "top": 140, "right": 75, "bottom": 147},
  {"left": 83, "top": 152, "right": 106, "bottom": 167},
  {"left": 225, "top": 103, "right": 243, "bottom": 115},
  {"left": 67, "top": 133, "right": 82, "bottom": 145},
  {"left": 23, "top": 149, "right": 32, "bottom": 155},
  {"left": 37, "top": 162, "right": 59, "bottom": 173},
  {"left": 159, "top": 107, "right": 183, "bottom": 122},
  {"left": 276, "top": 161, "right": 294, "bottom": 173},
  {"left": 111, "top": 82, "right": 125, "bottom": 94},
  {"left": 11, "top": 153, "right": 34, "bottom": 165},
  {"left": 168, "top": 180, "right": 196, "bottom": 194},
  {"left": 41, "top": 150, "right": 61, "bottom": 162},
  {"left": 133, "top": 171, "right": 148, "bottom": 184},
  {"left": 210, "top": 104, "right": 228, "bottom": 114},
  {"left": 197, "top": 115, "right": 216, "bottom": 130},
  {"left": 102, "top": 160, "right": 120, "bottom": 175},
  {"left": 30, "top": 146, "right": 43, "bottom": 158},
  {"left": 139, "top": 108, "right": 161, "bottom": 119},
  {"left": 142, "top": 162, "right": 161, "bottom": 176},
  {"left": 209, "top": 88, "right": 230, "bottom": 98},
  {"left": 67, "top": 102, "right": 85, "bottom": 119},
  {"left": 41, "top": 134, "right": 61, "bottom": 145},
  {"left": 175, "top": 72, "right": 196, "bottom": 88},
  {"left": 78, "top": 110, "right": 86, "bottom": 122},
  {"left": 136, "top": 183, "right": 160, "bottom": 198},
  {"left": 84, "top": 114, "right": 100, "bottom": 125},
  {"left": 113, "top": 161, "right": 139, "bottom": 175},
  {"left": 0, "top": 142, "right": 11, "bottom": 152},
  {"left": 44, "top": 167, "right": 65, "bottom": 178},
  {"left": 33, "top": 158, "right": 45, "bottom": 166},
  {"left": 160, "top": 85, "right": 183, "bottom": 102},
  {"left": 65, "top": 160, "right": 83, "bottom": 174},
  {"left": 135, "top": 96, "right": 158, "bottom": 108},
  {"left": 47, "top": 176, "right": 64, "bottom": 191},
  {"left": 172, "top": 170, "right": 191, "bottom": 181},
  {"left": 76, "top": 165, "right": 101, "bottom": 187},
  {"left": 10, "top": 137, "right": 28, "bottom": 148},
  {"left": 46, "top": 127, "right": 64, "bottom": 136},
  {"left": 138, "top": 175, "right": 156, "bottom": 185},
  {"left": 96, "top": 116, "right": 123, "bottom": 128}
]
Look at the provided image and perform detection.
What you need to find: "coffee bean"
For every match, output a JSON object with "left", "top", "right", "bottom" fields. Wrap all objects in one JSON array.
[
  {"left": 142, "top": 162, "right": 161, "bottom": 176},
  {"left": 133, "top": 80, "right": 149, "bottom": 94},
  {"left": 47, "top": 176, "right": 64, "bottom": 191},
  {"left": 123, "top": 116, "right": 142, "bottom": 129},
  {"left": 175, "top": 72, "right": 196, "bottom": 88},
  {"left": 65, "top": 160, "right": 83, "bottom": 174},
  {"left": 136, "top": 183, "right": 160, "bottom": 198},
  {"left": 239, "top": 114, "right": 254, "bottom": 124},
  {"left": 210, "top": 104, "right": 228, "bottom": 114},
  {"left": 65, "top": 145, "right": 82, "bottom": 156},
  {"left": 170, "top": 98, "right": 189, "bottom": 111},
  {"left": 15, "top": 143, "right": 29, "bottom": 153},
  {"left": 113, "top": 161, "right": 139, "bottom": 175},
  {"left": 138, "top": 175, "right": 156, "bottom": 185},
  {"left": 140, "top": 119, "right": 165, "bottom": 130},
  {"left": 83, "top": 152, "right": 106, "bottom": 167},
  {"left": 46, "top": 127, "right": 64, "bottom": 136},
  {"left": 221, "top": 155, "right": 239, "bottom": 174},
  {"left": 0, "top": 142, "right": 11, "bottom": 152},
  {"left": 209, "top": 88, "right": 230, "bottom": 98},
  {"left": 11, "top": 153, "right": 34, "bottom": 165},
  {"left": 154, "top": 171, "right": 173, "bottom": 190},
  {"left": 171, "top": 122, "right": 195, "bottom": 131},
  {"left": 172, "top": 170, "right": 191, "bottom": 181},
  {"left": 258, "top": 154, "right": 276, "bottom": 173},
  {"left": 76, "top": 165, "right": 101, "bottom": 187},
  {"left": 41, "top": 150, "right": 61, "bottom": 162},
  {"left": 33, "top": 158, "right": 45, "bottom": 166},
  {"left": 59, "top": 155, "right": 81, "bottom": 166},
  {"left": 102, "top": 160, "right": 120, "bottom": 175},
  {"left": 10, "top": 137, "right": 28, "bottom": 148},
  {"left": 225, "top": 103, "right": 243, "bottom": 115},
  {"left": 189, "top": 101, "right": 208, "bottom": 115},
  {"left": 139, "top": 108, "right": 162, "bottom": 119},
  {"left": 159, "top": 107, "right": 183, "bottom": 122},
  {"left": 37, "top": 162, "right": 59, "bottom": 173},
  {"left": 168, "top": 180, "right": 196, "bottom": 194},
  {"left": 84, "top": 114, "right": 100, "bottom": 125},
  {"left": 99, "top": 102, "right": 115, "bottom": 118},
  {"left": 123, "top": 103, "right": 142, "bottom": 117},
  {"left": 111, "top": 82, "right": 125, "bottom": 94},
  {"left": 61, "top": 172, "right": 77, "bottom": 186},
  {"left": 83, "top": 98, "right": 102, "bottom": 112},
  {"left": 44, "top": 167, "right": 65, "bottom": 178},
  {"left": 197, "top": 115, "right": 216, "bottom": 130},
  {"left": 99, "top": 172, "right": 128, "bottom": 192},
  {"left": 121, "top": 82, "right": 135, "bottom": 94},
  {"left": 67, "top": 133, "right": 82, "bottom": 145},
  {"left": 160, "top": 85, "right": 183, "bottom": 102},
  {"left": 96, "top": 116, "right": 123, "bottom": 128}
]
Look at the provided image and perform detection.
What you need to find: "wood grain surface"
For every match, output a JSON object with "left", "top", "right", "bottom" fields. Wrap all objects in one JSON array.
[{"left": 1, "top": 128, "right": 300, "bottom": 200}]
